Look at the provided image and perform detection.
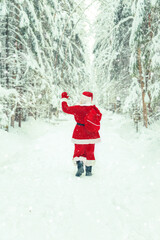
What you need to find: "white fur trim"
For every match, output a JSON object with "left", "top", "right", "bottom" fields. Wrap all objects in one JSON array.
[
  {"left": 72, "top": 138, "right": 101, "bottom": 144},
  {"left": 85, "top": 160, "right": 95, "bottom": 167},
  {"left": 73, "top": 157, "right": 95, "bottom": 166},
  {"left": 87, "top": 119, "right": 100, "bottom": 127},
  {"left": 73, "top": 156, "right": 86, "bottom": 165},
  {"left": 79, "top": 104, "right": 93, "bottom": 106},
  {"left": 82, "top": 94, "right": 92, "bottom": 100},
  {"left": 61, "top": 98, "right": 69, "bottom": 103}
]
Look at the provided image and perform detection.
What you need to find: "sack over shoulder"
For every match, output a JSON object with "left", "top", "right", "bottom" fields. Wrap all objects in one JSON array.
[{"left": 84, "top": 106, "right": 102, "bottom": 133}]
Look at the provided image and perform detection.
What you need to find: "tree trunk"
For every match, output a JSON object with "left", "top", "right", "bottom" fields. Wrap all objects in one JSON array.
[
  {"left": 6, "top": 14, "right": 9, "bottom": 88},
  {"left": 137, "top": 48, "right": 148, "bottom": 128},
  {"left": 147, "top": 12, "right": 153, "bottom": 113},
  {"left": 11, "top": 115, "right": 15, "bottom": 127},
  {"left": 19, "top": 110, "right": 22, "bottom": 127},
  {"left": 148, "top": 13, "right": 153, "bottom": 39}
]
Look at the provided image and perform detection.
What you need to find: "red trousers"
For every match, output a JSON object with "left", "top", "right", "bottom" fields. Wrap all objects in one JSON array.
[{"left": 73, "top": 144, "right": 95, "bottom": 166}]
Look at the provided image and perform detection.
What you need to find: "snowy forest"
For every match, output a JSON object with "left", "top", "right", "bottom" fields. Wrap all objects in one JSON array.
[
  {"left": 94, "top": 0, "right": 160, "bottom": 128},
  {"left": 0, "top": 0, "right": 160, "bottom": 130},
  {"left": 0, "top": 0, "right": 88, "bottom": 130},
  {"left": 1, "top": 1, "right": 160, "bottom": 240}
]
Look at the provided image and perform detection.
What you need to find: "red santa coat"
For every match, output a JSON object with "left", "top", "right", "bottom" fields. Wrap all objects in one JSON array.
[{"left": 62, "top": 100, "right": 102, "bottom": 144}]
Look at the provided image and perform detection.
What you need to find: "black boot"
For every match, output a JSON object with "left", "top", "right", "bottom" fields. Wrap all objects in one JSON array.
[
  {"left": 86, "top": 166, "right": 92, "bottom": 176},
  {"left": 75, "top": 161, "right": 84, "bottom": 177}
]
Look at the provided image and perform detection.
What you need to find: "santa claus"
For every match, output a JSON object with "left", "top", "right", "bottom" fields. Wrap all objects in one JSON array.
[{"left": 61, "top": 91, "right": 102, "bottom": 177}]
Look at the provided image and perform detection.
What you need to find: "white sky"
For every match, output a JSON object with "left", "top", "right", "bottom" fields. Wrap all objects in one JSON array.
[
  {"left": 85, "top": 0, "right": 99, "bottom": 23},
  {"left": 84, "top": 0, "right": 99, "bottom": 65}
]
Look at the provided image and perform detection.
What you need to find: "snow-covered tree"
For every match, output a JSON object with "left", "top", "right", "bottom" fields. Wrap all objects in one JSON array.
[
  {"left": 126, "top": 0, "right": 160, "bottom": 126},
  {"left": 0, "top": 0, "right": 88, "bottom": 129},
  {"left": 94, "top": 0, "right": 133, "bottom": 109},
  {"left": 94, "top": 0, "right": 160, "bottom": 127}
]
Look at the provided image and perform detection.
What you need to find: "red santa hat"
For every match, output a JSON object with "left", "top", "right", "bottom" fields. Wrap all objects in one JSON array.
[{"left": 82, "top": 91, "right": 93, "bottom": 101}]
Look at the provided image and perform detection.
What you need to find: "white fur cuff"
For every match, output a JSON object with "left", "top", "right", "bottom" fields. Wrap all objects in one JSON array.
[
  {"left": 60, "top": 98, "right": 69, "bottom": 104},
  {"left": 73, "top": 157, "right": 95, "bottom": 166}
]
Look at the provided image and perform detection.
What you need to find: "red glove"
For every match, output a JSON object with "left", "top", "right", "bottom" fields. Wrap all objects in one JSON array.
[{"left": 61, "top": 92, "right": 69, "bottom": 99}]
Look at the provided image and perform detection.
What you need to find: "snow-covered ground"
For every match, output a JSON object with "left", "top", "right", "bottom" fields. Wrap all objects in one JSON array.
[{"left": 0, "top": 111, "right": 160, "bottom": 240}]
